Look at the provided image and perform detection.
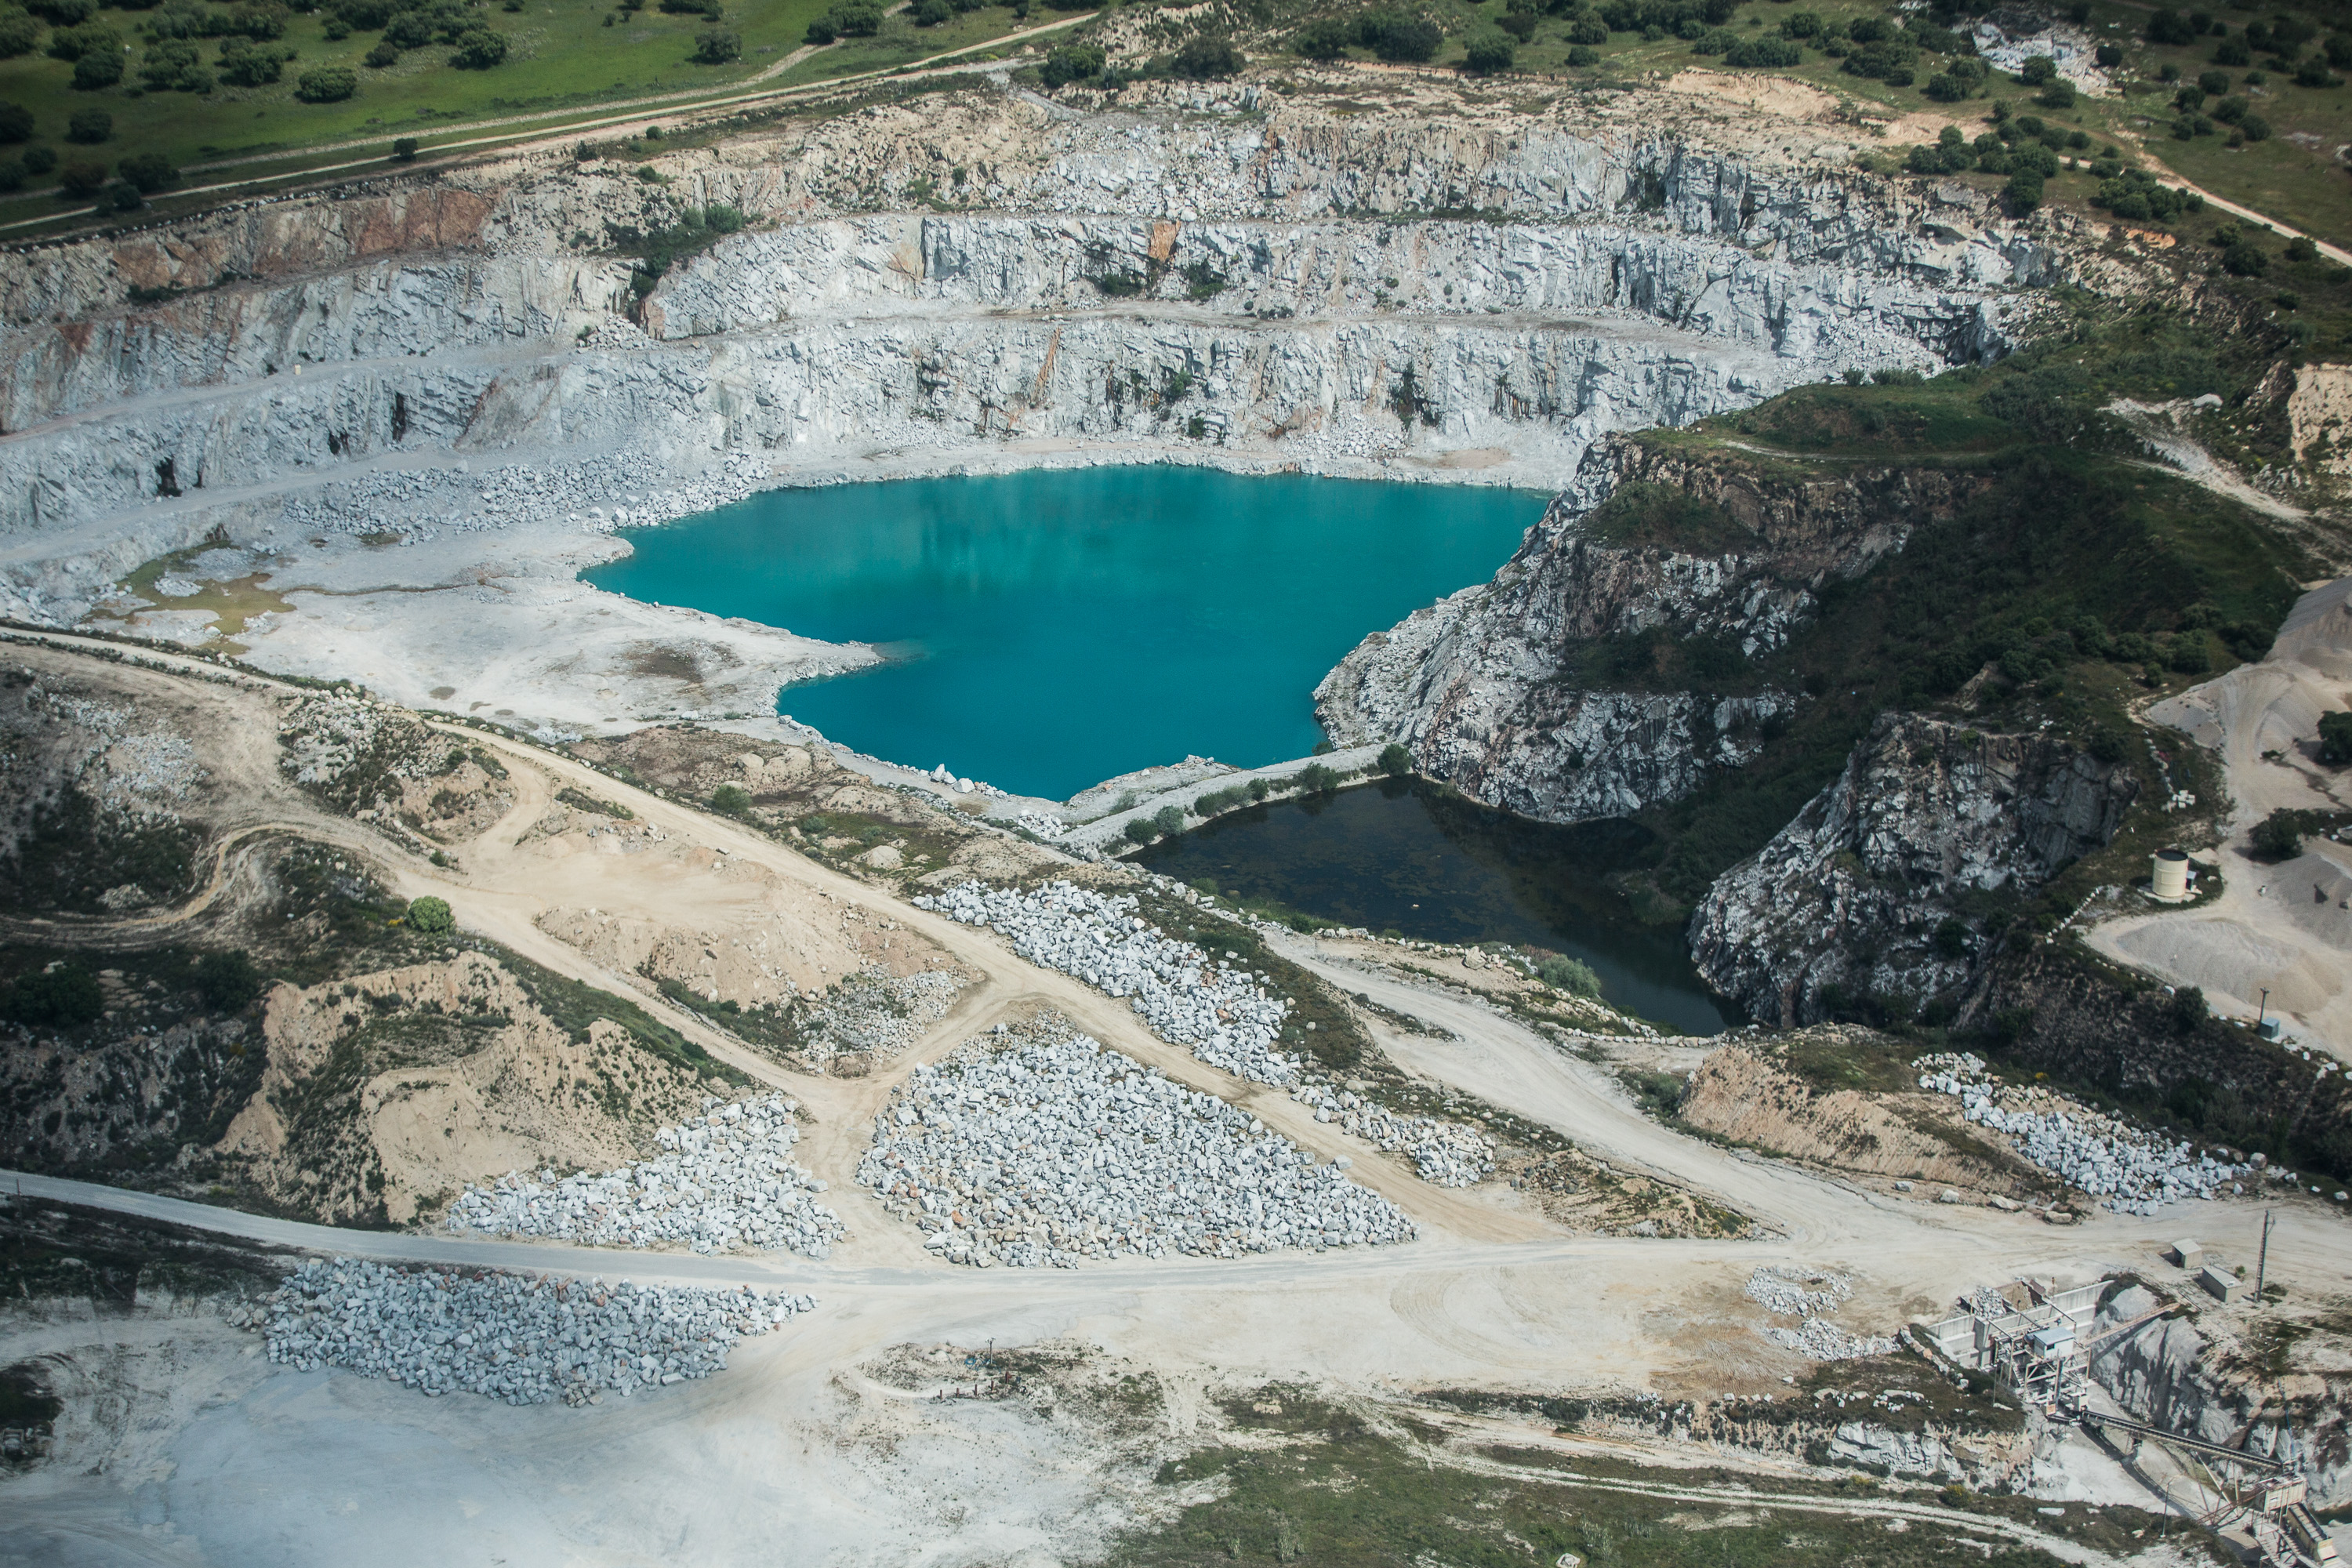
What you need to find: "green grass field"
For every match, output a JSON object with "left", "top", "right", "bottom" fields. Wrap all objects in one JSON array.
[
  {"left": 0, "top": 0, "right": 1074, "bottom": 230},
  {"left": 1270, "top": 0, "right": 2352, "bottom": 248}
]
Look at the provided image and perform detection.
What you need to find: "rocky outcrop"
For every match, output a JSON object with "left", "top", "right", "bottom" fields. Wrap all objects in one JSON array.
[
  {"left": 1687, "top": 714, "right": 2137, "bottom": 1025},
  {"left": 1315, "top": 435, "right": 1987, "bottom": 822},
  {"left": 2090, "top": 1284, "right": 2351, "bottom": 1505}
]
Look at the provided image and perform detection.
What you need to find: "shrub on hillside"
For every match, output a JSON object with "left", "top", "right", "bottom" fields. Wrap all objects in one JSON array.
[
  {"left": 0, "top": 100, "right": 30, "bottom": 141},
  {"left": 691, "top": 26, "right": 738, "bottom": 60},
  {"left": 1356, "top": 10, "right": 1440, "bottom": 60},
  {"left": 65, "top": 107, "right": 107, "bottom": 141},
  {"left": 118, "top": 151, "right": 176, "bottom": 191},
  {"left": 1, "top": 964, "right": 103, "bottom": 1026},
  {"left": 710, "top": 783, "right": 751, "bottom": 815},
  {"left": 449, "top": 27, "right": 506, "bottom": 67},
  {"left": 1174, "top": 31, "right": 1240, "bottom": 77},
  {"left": 406, "top": 895, "right": 455, "bottom": 934},
  {"left": 0, "top": 15, "right": 34, "bottom": 59},
  {"left": 1537, "top": 955, "right": 1602, "bottom": 996},
  {"left": 1039, "top": 41, "right": 1105, "bottom": 85},
  {"left": 296, "top": 64, "right": 356, "bottom": 100},
  {"left": 2318, "top": 711, "right": 2352, "bottom": 764},
  {"left": 1378, "top": 742, "right": 1413, "bottom": 777},
  {"left": 1291, "top": 16, "right": 1349, "bottom": 56},
  {"left": 2251, "top": 809, "right": 2318, "bottom": 860},
  {"left": 1462, "top": 27, "right": 1513, "bottom": 71},
  {"left": 193, "top": 950, "right": 262, "bottom": 1010},
  {"left": 56, "top": 155, "right": 104, "bottom": 194}
]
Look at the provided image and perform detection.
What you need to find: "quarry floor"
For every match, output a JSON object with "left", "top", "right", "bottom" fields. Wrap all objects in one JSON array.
[{"left": 3, "top": 633, "right": 2349, "bottom": 1565}]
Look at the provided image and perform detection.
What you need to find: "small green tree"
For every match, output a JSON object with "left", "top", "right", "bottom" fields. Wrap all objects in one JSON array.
[
  {"left": 1123, "top": 816, "right": 1156, "bottom": 845},
  {"left": 2318, "top": 711, "right": 2352, "bottom": 764},
  {"left": 391, "top": 136, "right": 419, "bottom": 161},
  {"left": 1292, "top": 16, "right": 1350, "bottom": 57},
  {"left": 1247, "top": 778, "right": 1269, "bottom": 803},
  {"left": 2250, "top": 809, "right": 2310, "bottom": 861},
  {"left": 1536, "top": 955, "right": 1601, "bottom": 997},
  {"left": 1152, "top": 804, "right": 1185, "bottom": 839},
  {"left": 2, "top": 964, "right": 104, "bottom": 1025},
  {"left": 296, "top": 66, "right": 358, "bottom": 101},
  {"left": 194, "top": 950, "right": 263, "bottom": 1010},
  {"left": 66, "top": 107, "right": 110, "bottom": 143},
  {"left": 1377, "top": 742, "right": 1413, "bottom": 778},
  {"left": 407, "top": 895, "right": 455, "bottom": 935},
  {"left": 2171, "top": 984, "right": 2208, "bottom": 1031},
  {"left": 1462, "top": 28, "right": 1515, "bottom": 73},
  {"left": 1040, "top": 42, "right": 1106, "bottom": 86},
  {"left": 117, "top": 151, "right": 176, "bottom": 193},
  {"left": 449, "top": 27, "right": 508, "bottom": 67},
  {"left": 711, "top": 783, "right": 752, "bottom": 815},
  {"left": 1298, "top": 763, "right": 1341, "bottom": 795},
  {"left": 691, "top": 27, "right": 740, "bottom": 61},
  {"left": 1173, "top": 32, "right": 1241, "bottom": 78}
]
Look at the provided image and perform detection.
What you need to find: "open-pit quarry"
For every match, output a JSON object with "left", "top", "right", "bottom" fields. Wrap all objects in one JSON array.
[{"left": 1, "top": 50, "right": 2349, "bottom": 1568}]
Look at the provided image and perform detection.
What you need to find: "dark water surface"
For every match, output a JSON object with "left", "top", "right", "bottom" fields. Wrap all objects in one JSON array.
[
  {"left": 1133, "top": 779, "right": 1735, "bottom": 1036},
  {"left": 583, "top": 466, "right": 1543, "bottom": 801}
]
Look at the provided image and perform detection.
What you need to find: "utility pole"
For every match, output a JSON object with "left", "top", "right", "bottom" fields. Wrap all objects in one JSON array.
[
  {"left": 2256, "top": 1209, "right": 2274, "bottom": 1301},
  {"left": 2257, "top": 988, "right": 2270, "bottom": 1033}
]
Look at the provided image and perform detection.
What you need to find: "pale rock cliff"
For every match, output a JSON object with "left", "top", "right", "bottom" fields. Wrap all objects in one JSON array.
[
  {"left": 1315, "top": 434, "right": 1985, "bottom": 821},
  {"left": 1687, "top": 713, "right": 2137, "bottom": 1025}
]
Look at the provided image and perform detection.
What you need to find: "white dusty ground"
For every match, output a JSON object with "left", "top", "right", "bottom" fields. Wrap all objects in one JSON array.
[
  {"left": 2084, "top": 577, "right": 2352, "bottom": 1061},
  {"left": 2, "top": 633, "right": 2349, "bottom": 1564}
]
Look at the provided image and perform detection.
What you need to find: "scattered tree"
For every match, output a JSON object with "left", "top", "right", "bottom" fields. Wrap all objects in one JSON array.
[
  {"left": 710, "top": 782, "right": 752, "bottom": 815},
  {"left": 2318, "top": 711, "right": 2352, "bottom": 764},
  {"left": 296, "top": 65, "right": 358, "bottom": 100},
  {"left": 65, "top": 107, "right": 109, "bottom": 143},
  {"left": 1, "top": 963, "right": 104, "bottom": 1026},
  {"left": 449, "top": 27, "right": 506, "bottom": 67},
  {"left": 691, "top": 26, "right": 739, "bottom": 60},
  {"left": 117, "top": 151, "right": 176, "bottom": 191},
  {"left": 1173, "top": 31, "right": 1240, "bottom": 78},
  {"left": 2250, "top": 808, "right": 2311, "bottom": 860},
  {"left": 1537, "top": 955, "right": 1601, "bottom": 996},
  {"left": 1377, "top": 742, "right": 1414, "bottom": 777},
  {"left": 391, "top": 136, "right": 419, "bottom": 160},
  {"left": 1462, "top": 27, "right": 1514, "bottom": 73},
  {"left": 406, "top": 895, "right": 455, "bottom": 934},
  {"left": 193, "top": 950, "right": 263, "bottom": 1010}
]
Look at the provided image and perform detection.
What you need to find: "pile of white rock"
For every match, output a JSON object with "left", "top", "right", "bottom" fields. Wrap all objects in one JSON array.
[
  {"left": 445, "top": 1096, "right": 846, "bottom": 1256},
  {"left": 1015, "top": 812, "right": 1071, "bottom": 839},
  {"left": 786, "top": 968, "right": 964, "bottom": 1070},
  {"left": 856, "top": 1025, "right": 1415, "bottom": 1268},
  {"left": 256, "top": 1258, "right": 812, "bottom": 1405},
  {"left": 1287, "top": 1083, "right": 1494, "bottom": 1187},
  {"left": 1915, "top": 1054, "right": 2248, "bottom": 1214},
  {"left": 1744, "top": 1267, "right": 1892, "bottom": 1361},
  {"left": 1745, "top": 1265, "right": 1854, "bottom": 1318},
  {"left": 914, "top": 880, "right": 1300, "bottom": 1085}
]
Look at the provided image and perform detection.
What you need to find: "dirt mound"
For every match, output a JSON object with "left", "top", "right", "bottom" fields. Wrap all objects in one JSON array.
[
  {"left": 1678, "top": 1032, "right": 2043, "bottom": 1200},
  {"left": 217, "top": 950, "right": 722, "bottom": 1225}
]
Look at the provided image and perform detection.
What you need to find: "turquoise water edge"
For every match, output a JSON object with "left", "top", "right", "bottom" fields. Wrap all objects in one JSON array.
[
  {"left": 588, "top": 466, "right": 1727, "bottom": 1026},
  {"left": 585, "top": 466, "right": 1544, "bottom": 802}
]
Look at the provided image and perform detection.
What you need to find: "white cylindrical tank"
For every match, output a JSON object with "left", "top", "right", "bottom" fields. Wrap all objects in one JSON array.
[{"left": 2153, "top": 848, "right": 2190, "bottom": 901}]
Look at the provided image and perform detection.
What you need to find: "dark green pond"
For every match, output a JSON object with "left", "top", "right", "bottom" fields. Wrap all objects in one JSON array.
[{"left": 1131, "top": 778, "right": 1734, "bottom": 1036}]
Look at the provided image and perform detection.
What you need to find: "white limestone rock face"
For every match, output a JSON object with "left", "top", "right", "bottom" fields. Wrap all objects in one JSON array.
[
  {"left": 1315, "top": 434, "right": 1986, "bottom": 822},
  {"left": 1686, "top": 715, "right": 2138, "bottom": 1025}
]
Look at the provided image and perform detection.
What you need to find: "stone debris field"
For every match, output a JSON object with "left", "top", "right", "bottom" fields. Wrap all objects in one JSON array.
[
  {"left": 915, "top": 880, "right": 1301, "bottom": 1084},
  {"left": 783, "top": 967, "right": 966, "bottom": 1072},
  {"left": 855, "top": 1021, "right": 1416, "bottom": 1268},
  {"left": 249, "top": 1258, "right": 813, "bottom": 1405},
  {"left": 1744, "top": 1265, "right": 1896, "bottom": 1362},
  {"left": 445, "top": 1096, "right": 847, "bottom": 1256},
  {"left": 1287, "top": 1082, "right": 1494, "bottom": 1187},
  {"left": 1915, "top": 1054, "right": 2249, "bottom": 1215}
]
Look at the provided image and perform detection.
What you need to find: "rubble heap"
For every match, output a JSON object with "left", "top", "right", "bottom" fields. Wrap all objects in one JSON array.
[
  {"left": 445, "top": 1095, "right": 846, "bottom": 1257},
  {"left": 785, "top": 967, "right": 964, "bottom": 1070},
  {"left": 256, "top": 1258, "right": 814, "bottom": 1404},
  {"left": 1287, "top": 1082, "right": 1494, "bottom": 1187},
  {"left": 1745, "top": 1266, "right": 1894, "bottom": 1361},
  {"left": 914, "top": 880, "right": 1299, "bottom": 1084},
  {"left": 856, "top": 1024, "right": 1415, "bottom": 1268},
  {"left": 1915, "top": 1054, "right": 2249, "bottom": 1214}
]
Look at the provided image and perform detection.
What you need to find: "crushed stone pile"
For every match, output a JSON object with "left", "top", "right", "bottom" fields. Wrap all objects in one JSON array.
[
  {"left": 786, "top": 967, "right": 964, "bottom": 1069},
  {"left": 446, "top": 1095, "right": 845, "bottom": 1257},
  {"left": 1915, "top": 1053, "right": 2248, "bottom": 1215},
  {"left": 250, "top": 1258, "right": 812, "bottom": 1405},
  {"left": 914, "top": 880, "right": 1299, "bottom": 1084},
  {"left": 1744, "top": 1265, "right": 1854, "bottom": 1318},
  {"left": 1287, "top": 1082, "right": 1494, "bottom": 1187},
  {"left": 855, "top": 1022, "right": 1415, "bottom": 1268},
  {"left": 1745, "top": 1266, "right": 1892, "bottom": 1361}
]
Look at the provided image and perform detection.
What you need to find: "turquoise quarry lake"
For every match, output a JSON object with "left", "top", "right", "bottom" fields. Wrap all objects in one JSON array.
[{"left": 585, "top": 466, "right": 1543, "bottom": 802}]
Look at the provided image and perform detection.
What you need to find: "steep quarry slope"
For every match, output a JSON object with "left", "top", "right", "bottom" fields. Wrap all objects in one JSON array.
[
  {"left": 1317, "top": 430, "right": 1985, "bottom": 820},
  {"left": 0, "top": 78, "right": 2044, "bottom": 731},
  {"left": 1690, "top": 713, "right": 2136, "bottom": 1025}
]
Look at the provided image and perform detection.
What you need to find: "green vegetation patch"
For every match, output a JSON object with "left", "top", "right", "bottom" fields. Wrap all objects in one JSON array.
[
  {"left": 1580, "top": 481, "right": 1755, "bottom": 553},
  {"left": 1123, "top": 1388, "right": 2100, "bottom": 1567}
]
